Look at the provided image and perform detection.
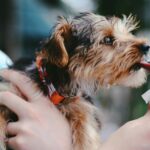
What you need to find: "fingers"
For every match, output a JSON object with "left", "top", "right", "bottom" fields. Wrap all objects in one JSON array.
[
  {"left": 0, "top": 69, "right": 43, "bottom": 102},
  {"left": 0, "top": 91, "right": 29, "bottom": 118},
  {"left": 6, "top": 122, "right": 24, "bottom": 150},
  {"left": 7, "top": 136, "right": 23, "bottom": 150},
  {"left": 6, "top": 137, "right": 16, "bottom": 149},
  {"left": 7, "top": 122, "right": 20, "bottom": 136}
]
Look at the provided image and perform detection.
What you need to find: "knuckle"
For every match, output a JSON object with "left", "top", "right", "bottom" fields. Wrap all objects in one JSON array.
[
  {"left": 26, "top": 105, "right": 34, "bottom": 113},
  {"left": 0, "top": 91, "right": 12, "bottom": 98},
  {"left": 28, "top": 109, "right": 39, "bottom": 120},
  {"left": 14, "top": 137, "right": 25, "bottom": 149},
  {"left": 11, "top": 71, "right": 23, "bottom": 81},
  {"left": 27, "top": 103, "right": 38, "bottom": 113},
  {"left": 10, "top": 70, "right": 30, "bottom": 84},
  {"left": 11, "top": 70, "right": 18, "bottom": 78},
  {"left": 21, "top": 123, "right": 31, "bottom": 133},
  {"left": 17, "top": 72, "right": 30, "bottom": 83},
  {"left": 32, "top": 90, "right": 43, "bottom": 99}
]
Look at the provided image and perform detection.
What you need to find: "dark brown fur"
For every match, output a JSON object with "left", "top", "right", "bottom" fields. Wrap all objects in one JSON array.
[{"left": 0, "top": 12, "right": 149, "bottom": 150}]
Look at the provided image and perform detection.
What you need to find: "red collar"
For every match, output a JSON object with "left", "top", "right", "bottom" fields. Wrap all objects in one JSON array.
[{"left": 36, "top": 55, "right": 65, "bottom": 105}]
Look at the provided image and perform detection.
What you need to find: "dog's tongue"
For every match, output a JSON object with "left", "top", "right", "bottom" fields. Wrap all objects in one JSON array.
[
  {"left": 140, "top": 50, "right": 150, "bottom": 71},
  {"left": 140, "top": 61, "right": 150, "bottom": 71}
]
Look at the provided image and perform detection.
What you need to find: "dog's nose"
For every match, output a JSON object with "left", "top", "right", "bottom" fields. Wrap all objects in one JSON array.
[{"left": 140, "top": 44, "right": 150, "bottom": 54}]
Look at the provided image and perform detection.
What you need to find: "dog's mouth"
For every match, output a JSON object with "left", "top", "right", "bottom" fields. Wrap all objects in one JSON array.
[
  {"left": 130, "top": 63, "right": 142, "bottom": 71},
  {"left": 139, "top": 61, "right": 150, "bottom": 71},
  {"left": 129, "top": 46, "right": 150, "bottom": 71},
  {"left": 130, "top": 61, "right": 150, "bottom": 72},
  {"left": 139, "top": 51, "right": 150, "bottom": 71},
  {"left": 130, "top": 56, "right": 150, "bottom": 72}
]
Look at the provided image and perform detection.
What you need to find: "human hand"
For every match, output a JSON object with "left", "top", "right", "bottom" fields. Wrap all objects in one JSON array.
[
  {"left": 2, "top": 70, "right": 150, "bottom": 150},
  {"left": 101, "top": 109, "right": 150, "bottom": 150},
  {"left": 0, "top": 70, "right": 72, "bottom": 150}
]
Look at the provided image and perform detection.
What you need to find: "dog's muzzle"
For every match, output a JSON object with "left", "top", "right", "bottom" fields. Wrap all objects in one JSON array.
[{"left": 139, "top": 44, "right": 150, "bottom": 54}]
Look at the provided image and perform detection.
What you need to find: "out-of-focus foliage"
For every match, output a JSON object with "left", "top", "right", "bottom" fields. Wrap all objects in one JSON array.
[
  {"left": 96, "top": 0, "right": 145, "bottom": 27},
  {"left": 39, "top": 0, "right": 62, "bottom": 7}
]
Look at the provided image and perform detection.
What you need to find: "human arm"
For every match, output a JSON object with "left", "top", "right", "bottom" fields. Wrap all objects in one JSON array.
[{"left": 101, "top": 110, "right": 150, "bottom": 150}]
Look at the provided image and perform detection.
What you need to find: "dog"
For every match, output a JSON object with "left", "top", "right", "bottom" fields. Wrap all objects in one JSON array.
[{"left": 0, "top": 12, "right": 149, "bottom": 150}]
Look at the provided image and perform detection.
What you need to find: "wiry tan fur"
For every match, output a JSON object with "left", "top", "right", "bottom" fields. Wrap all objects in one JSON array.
[
  {"left": 0, "top": 13, "right": 149, "bottom": 150},
  {"left": 60, "top": 99, "right": 101, "bottom": 150}
]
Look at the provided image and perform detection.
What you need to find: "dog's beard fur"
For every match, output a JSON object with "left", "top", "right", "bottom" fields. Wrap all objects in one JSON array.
[{"left": 0, "top": 13, "right": 149, "bottom": 150}]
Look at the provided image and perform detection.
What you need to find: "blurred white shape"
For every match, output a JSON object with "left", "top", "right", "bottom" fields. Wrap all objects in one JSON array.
[
  {"left": 0, "top": 50, "right": 13, "bottom": 69},
  {"left": 61, "top": 0, "right": 96, "bottom": 12},
  {"left": 142, "top": 89, "right": 150, "bottom": 104}
]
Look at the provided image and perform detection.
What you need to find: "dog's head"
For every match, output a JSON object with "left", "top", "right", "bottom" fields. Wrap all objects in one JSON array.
[{"left": 41, "top": 13, "right": 149, "bottom": 88}]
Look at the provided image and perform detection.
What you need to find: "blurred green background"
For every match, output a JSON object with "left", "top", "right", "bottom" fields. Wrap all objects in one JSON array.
[{"left": 0, "top": 0, "right": 150, "bottom": 140}]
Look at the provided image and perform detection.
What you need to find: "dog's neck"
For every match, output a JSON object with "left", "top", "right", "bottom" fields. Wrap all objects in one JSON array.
[
  {"left": 45, "top": 64, "right": 99, "bottom": 98},
  {"left": 68, "top": 77, "right": 99, "bottom": 96},
  {"left": 26, "top": 62, "right": 99, "bottom": 101}
]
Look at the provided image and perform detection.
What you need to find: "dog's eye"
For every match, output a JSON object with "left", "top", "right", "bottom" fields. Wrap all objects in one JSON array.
[{"left": 102, "top": 36, "right": 114, "bottom": 45}]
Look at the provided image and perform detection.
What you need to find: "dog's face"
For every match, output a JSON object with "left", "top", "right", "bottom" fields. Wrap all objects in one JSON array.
[{"left": 43, "top": 13, "right": 149, "bottom": 88}]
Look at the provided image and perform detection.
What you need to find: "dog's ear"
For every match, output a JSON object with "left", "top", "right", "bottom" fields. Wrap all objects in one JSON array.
[{"left": 44, "top": 17, "right": 72, "bottom": 67}]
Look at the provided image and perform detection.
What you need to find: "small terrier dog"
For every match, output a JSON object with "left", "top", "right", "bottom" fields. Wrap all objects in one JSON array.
[{"left": 0, "top": 12, "right": 149, "bottom": 150}]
